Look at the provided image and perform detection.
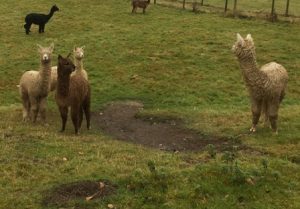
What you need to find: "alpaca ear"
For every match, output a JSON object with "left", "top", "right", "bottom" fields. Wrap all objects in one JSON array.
[
  {"left": 37, "top": 44, "right": 43, "bottom": 52},
  {"left": 246, "top": 34, "right": 254, "bottom": 44},
  {"left": 236, "top": 33, "right": 245, "bottom": 46},
  {"left": 49, "top": 43, "right": 54, "bottom": 52},
  {"left": 73, "top": 46, "right": 77, "bottom": 52}
]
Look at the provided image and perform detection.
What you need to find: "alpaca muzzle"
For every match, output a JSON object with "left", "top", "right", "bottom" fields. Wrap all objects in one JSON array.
[{"left": 43, "top": 54, "right": 49, "bottom": 61}]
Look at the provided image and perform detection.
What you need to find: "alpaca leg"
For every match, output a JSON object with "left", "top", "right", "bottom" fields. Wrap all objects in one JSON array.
[
  {"left": 29, "top": 96, "right": 39, "bottom": 122},
  {"left": 279, "top": 90, "right": 286, "bottom": 103},
  {"left": 268, "top": 100, "right": 280, "bottom": 133},
  {"left": 250, "top": 99, "right": 262, "bottom": 132},
  {"left": 59, "top": 106, "right": 68, "bottom": 132},
  {"left": 38, "top": 25, "right": 42, "bottom": 33},
  {"left": 39, "top": 98, "right": 47, "bottom": 122},
  {"left": 24, "top": 23, "right": 31, "bottom": 34},
  {"left": 21, "top": 91, "right": 30, "bottom": 121},
  {"left": 132, "top": 7, "right": 135, "bottom": 13},
  {"left": 143, "top": 7, "right": 146, "bottom": 14},
  {"left": 262, "top": 100, "right": 269, "bottom": 127},
  {"left": 78, "top": 106, "right": 83, "bottom": 130},
  {"left": 41, "top": 24, "right": 45, "bottom": 33},
  {"left": 83, "top": 95, "right": 91, "bottom": 130},
  {"left": 71, "top": 105, "right": 80, "bottom": 134}
]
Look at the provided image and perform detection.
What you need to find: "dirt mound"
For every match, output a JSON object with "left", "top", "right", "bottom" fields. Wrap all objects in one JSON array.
[
  {"left": 42, "top": 179, "right": 117, "bottom": 207},
  {"left": 93, "top": 101, "right": 243, "bottom": 152}
]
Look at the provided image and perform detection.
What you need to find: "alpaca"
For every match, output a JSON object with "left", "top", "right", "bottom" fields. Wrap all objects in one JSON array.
[
  {"left": 232, "top": 34, "right": 288, "bottom": 133},
  {"left": 50, "top": 46, "right": 88, "bottom": 91},
  {"left": 19, "top": 43, "right": 54, "bottom": 122},
  {"left": 132, "top": 0, "right": 150, "bottom": 14},
  {"left": 24, "top": 5, "right": 59, "bottom": 35},
  {"left": 72, "top": 46, "right": 88, "bottom": 80},
  {"left": 55, "top": 54, "right": 91, "bottom": 135}
]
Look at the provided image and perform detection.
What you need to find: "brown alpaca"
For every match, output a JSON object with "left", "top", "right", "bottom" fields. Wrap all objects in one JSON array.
[
  {"left": 232, "top": 34, "right": 288, "bottom": 133},
  {"left": 132, "top": 0, "right": 150, "bottom": 14},
  {"left": 55, "top": 54, "right": 91, "bottom": 134}
]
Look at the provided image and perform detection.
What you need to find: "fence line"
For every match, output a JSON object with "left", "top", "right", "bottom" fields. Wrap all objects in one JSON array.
[{"left": 153, "top": 0, "right": 297, "bottom": 20}]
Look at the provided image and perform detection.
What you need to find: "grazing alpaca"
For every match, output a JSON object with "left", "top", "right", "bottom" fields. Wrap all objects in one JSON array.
[
  {"left": 19, "top": 43, "right": 54, "bottom": 122},
  {"left": 232, "top": 34, "right": 288, "bottom": 133},
  {"left": 24, "top": 5, "right": 59, "bottom": 35},
  {"left": 50, "top": 46, "right": 88, "bottom": 91},
  {"left": 132, "top": 0, "right": 150, "bottom": 14},
  {"left": 55, "top": 54, "right": 91, "bottom": 135}
]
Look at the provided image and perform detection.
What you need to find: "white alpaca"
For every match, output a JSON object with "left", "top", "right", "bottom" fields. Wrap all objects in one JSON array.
[
  {"left": 232, "top": 34, "right": 288, "bottom": 133},
  {"left": 50, "top": 46, "right": 88, "bottom": 91},
  {"left": 19, "top": 43, "right": 54, "bottom": 122}
]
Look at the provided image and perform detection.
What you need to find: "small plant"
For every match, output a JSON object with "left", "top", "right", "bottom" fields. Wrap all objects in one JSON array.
[{"left": 206, "top": 144, "right": 216, "bottom": 159}]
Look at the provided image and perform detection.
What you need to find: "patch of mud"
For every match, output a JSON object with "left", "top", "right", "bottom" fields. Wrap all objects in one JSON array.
[
  {"left": 42, "top": 179, "right": 117, "bottom": 207},
  {"left": 93, "top": 101, "right": 245, "bottom": 152}
]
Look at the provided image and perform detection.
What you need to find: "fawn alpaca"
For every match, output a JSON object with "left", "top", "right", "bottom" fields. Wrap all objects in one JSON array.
[
  {"left": 232, "top": 34, "right": 288, "bottom": 133},
  {"left": 19, "top": 43, "right": 54, "bottom": 122},
  {"left": 55, "top": 54, "right": 91, "bottom": 135},
  {"left": 24, "top": 5, "right": 59, "bottom": 34},
  {"left": 132, "top": 0, "right": 150, "bottom": 14}
]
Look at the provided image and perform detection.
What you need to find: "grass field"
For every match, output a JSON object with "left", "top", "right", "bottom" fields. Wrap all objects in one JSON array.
[{"left": 0, "top": 0, "right": 300, "bottom": 208}]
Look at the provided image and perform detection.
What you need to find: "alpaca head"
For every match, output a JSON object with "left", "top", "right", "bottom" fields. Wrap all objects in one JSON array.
[
  {"left": 37, "top": 43, "right": 54, "bottom": 64},
  {"left": 51, "top": 4, "right": 59, "bottom": 12},
  {"left": 232, "top": 33, "right": 255, "bottom": 58},
  {"left": 57, "top": 54, "right": 75, "bottom": 77},
  {"left": 73, "top": 46, "right": 85, "bottom": 60}
]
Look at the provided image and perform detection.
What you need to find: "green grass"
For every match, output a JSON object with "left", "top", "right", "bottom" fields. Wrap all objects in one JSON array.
[{"left": 0, "top": 0, "right": 300, "bottom": 208}]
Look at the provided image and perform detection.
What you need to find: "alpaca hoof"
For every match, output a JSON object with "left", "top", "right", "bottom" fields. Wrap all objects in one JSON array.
[
  {"left": 22, "top": 117, "right": 29, "bottom": 122},
  {"left": 249, "top": 127, "right": 256, "bottom": 132},
  {"left": 272, "top": 130, "right": 278, "bottom": 135}
]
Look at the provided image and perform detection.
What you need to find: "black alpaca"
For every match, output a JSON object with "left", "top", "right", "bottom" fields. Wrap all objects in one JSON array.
[{"left": 24, "top": 5, "right": 59, "bottom": 35}]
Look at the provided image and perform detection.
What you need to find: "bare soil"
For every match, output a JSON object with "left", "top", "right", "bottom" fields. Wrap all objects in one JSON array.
[
  {"left": 93, "top": 101, "right": 244, "bottom": 152},
  {"left": 42, "top": 179, "right": 116, "bottom": 207}
]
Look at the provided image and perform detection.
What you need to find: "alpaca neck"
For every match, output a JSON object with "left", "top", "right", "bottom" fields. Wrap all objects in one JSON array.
[
  {"left": 46, "top": 8, "right": 55, "bottom": 21},
  {"left": 57, "top": 70, "right": 70, "bottom": 98},
  {"left": 39, "top": 62, "right": 51, "bottom": 95},
  {"left": 238, "top": 50, "right": 265, "bottom": 88},
  {"left": 75, "top": 59, "right": 83, "bottom": 71}
]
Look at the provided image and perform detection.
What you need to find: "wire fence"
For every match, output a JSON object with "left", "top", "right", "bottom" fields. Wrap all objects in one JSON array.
[{"left": 153, "top": 0, "right": 299, "bottom": 22}]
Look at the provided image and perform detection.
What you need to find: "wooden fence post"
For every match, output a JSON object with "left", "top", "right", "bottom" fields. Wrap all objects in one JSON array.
[
  {"left": 183, "top": 0, "right": 186, "bottom": 9},
  {"left": 271, "top": 0, "right": 275, "bottom": 17},
  {"left": 233, "top": 0, "right": 238, "bottom": 16},
  {"left": 224, "top": 0, "right": 228, "bottom": 14},
  {"left": 285, "top": 0, "right": 290, "bottom": 16},
  {"left": 201, "top": 0, "right": 204, "bottom": 6}
]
